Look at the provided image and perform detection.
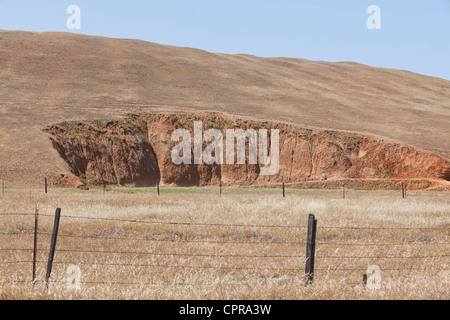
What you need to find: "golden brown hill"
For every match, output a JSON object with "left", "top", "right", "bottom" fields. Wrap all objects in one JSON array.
[{"left": 0, "top": 30, "right": 449, "bottom": 188}]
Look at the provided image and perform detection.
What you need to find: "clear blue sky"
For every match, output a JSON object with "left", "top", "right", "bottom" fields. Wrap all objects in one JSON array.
[{"left": 1, "top": 0, "right": 449, "bottom": 80}]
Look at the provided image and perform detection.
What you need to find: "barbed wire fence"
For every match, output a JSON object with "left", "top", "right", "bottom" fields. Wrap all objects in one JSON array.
[
  {"left": 0, "top": 177, "right": 415, "bottom": 199},
  {"left": 0, "top": 208, "right": 449, "bottom": 291}
]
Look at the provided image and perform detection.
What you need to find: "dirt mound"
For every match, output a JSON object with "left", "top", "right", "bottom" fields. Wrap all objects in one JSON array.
[
  {"left": 49, "top": 174, "right": 88, "bottom": 190},
  {"left": 44, "top": 113, "right": 450, "bottom": 190}
]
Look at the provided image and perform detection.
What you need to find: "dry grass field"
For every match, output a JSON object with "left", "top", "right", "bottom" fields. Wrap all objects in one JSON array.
[{"left": 0, "top": 188, "right": 448, "bottom": 300}]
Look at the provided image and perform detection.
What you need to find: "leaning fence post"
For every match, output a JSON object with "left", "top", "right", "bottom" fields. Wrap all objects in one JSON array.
[
  {"left": 305, "top": 214, "right": 317, "bottom": 286},
  {"left": 32, "top": 204, "right": 39, "bottom": 284},
  {"left": 46, "top": 208, "right": 61, "bottom": 284}
]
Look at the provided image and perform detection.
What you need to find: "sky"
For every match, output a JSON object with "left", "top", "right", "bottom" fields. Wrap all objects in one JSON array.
[{"left": 0, "top": 0, "right": 449, "bottom": 80}]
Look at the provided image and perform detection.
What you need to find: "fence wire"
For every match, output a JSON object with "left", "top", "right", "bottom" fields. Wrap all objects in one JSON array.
[{"left": 0, "top": 210, "right": 448, "bottom": 288}]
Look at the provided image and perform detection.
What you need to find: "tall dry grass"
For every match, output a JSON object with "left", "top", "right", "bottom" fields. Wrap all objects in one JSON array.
[{"left": 0, "top": 189, "right": 449, "bottom": 300}]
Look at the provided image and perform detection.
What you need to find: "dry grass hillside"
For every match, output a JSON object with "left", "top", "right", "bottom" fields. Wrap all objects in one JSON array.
[
  {"left": 0, "top": 190, "right": 449, "bottom": 299},
  {"left": 0, "top": 30, "right": 449, "bottom": 187}
]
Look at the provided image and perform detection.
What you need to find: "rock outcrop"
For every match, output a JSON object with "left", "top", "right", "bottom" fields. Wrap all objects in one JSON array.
[{"left": 44, "top": 113, "right": 450, "bottom": 189}]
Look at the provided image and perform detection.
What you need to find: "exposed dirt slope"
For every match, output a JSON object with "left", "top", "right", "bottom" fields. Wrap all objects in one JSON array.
[
  {"left": 45, "top": 113, "right": 450, "bottom": 190},
  {"left": 0, "top": 31, "right": 449, "bottom": 187}
]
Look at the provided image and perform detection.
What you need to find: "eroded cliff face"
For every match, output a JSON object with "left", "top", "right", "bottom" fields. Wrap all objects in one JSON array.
[
  {"left": 44, "top": 113, "right": 450, "bottom": 190},
  {"left": 46, "top": 117, "right": 160, "bottom": 187}
]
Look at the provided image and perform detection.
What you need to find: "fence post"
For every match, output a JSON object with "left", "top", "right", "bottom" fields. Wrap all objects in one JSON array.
[
  {"left": 404, "top": 181, "right": 407, "bottom": 199},
  {"left": 401, "top": 180, "right": 408, "bottom": 199},
  {"left": 283, "top": 183, "right": 285, "bottom": 198},
  {"left": 305, "top": 214, "right": 317, "bottom": 286},
  {"left": 46, "top": 208, "right": 61, "bottom": 284},
  {"left": 157, "top": 181, "right": 160, "bottom": 196},
  {"left": 32, "top": 204, "right": 39, "bottom": 284},
  {"left": 45, "top": 177, "right": 48, "bottom": 194},
  {"left": 401, "top": 181, "right": 404, "bottom": 198}
]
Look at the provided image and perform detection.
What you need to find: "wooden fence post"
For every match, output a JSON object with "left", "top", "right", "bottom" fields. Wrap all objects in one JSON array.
[
  {"left": 32, "top": 204, "right": 39, "bottom": 284},
  {"left": 401, "top": 180, "right": 409, "bottom": 199},
  {"left": 46, "top": 208, "right": 61, "bottom": 284},
  {"left": 45, "top": 177, "right": 48, "bottom": 194},
  {"left": 305, "top": 214, "right": 317, "bottom": 286},
  {"left": 401, "top": 181, "right": 404, "bottom": 198},
  {"left": 404, "top": 181, "right": 407, "bottom": 199},
  {"left": 283, "top": 183, "right": 286, "bottom": 198},
  {"left": 157, "top": 181, "right": 160, "bottom": 196}
]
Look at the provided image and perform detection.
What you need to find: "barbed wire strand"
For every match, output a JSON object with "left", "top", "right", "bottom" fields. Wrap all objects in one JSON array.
[
  {"left": 1, "top": 231, "right": 448, "bottom": 247},
  {"left": 1, "top": 212, "right": 448, "bottom": 231}
]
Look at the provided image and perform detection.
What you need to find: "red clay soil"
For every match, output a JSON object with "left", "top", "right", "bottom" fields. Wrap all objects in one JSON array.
[{"left": 44, "top": 113, "right": 450, "bottom": 191}]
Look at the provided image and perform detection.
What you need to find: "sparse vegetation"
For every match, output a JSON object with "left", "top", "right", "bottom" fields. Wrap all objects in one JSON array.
[
  {"left": 342, "top": 135, "right": 361, "bottom": 151},
  {"left": 121, "top": 120, "right": 141, "bottom": 133},
  {"left": 318, "top": 131, "right": 342, "bottom": 149}
]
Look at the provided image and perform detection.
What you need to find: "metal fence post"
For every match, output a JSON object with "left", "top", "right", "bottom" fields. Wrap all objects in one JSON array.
[
  {"left": 305, "top": 214, "right": 317, "bottom": 286},
  {"left": 46, "top": 208, "right": 61, "bottom": 284}
]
